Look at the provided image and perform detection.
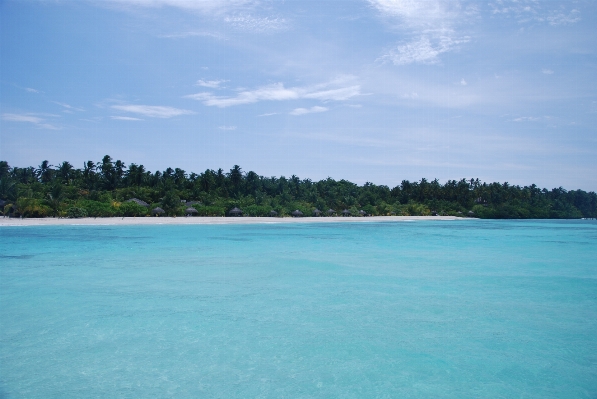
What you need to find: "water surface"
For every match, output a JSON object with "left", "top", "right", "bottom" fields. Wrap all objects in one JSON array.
[{"left": 1, "top": 220, "right": 596, "bottom": 398}]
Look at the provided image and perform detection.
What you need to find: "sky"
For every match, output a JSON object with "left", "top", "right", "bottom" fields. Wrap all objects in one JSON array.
[{"left": 1, "top": 0, "right": 596, "bottom": 190}]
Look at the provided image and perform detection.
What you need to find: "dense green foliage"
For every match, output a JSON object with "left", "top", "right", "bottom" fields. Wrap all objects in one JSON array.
[{"left": 1, "top": 157, "right": 595, "bottom": 219}]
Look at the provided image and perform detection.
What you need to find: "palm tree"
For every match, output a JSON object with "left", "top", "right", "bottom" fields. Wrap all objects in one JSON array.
[
  {"left": 57, "top": 161, "right": 74, "bottom": 184},
  {"left": 36, "top": 160, "right": 54, "bottom": 183}
]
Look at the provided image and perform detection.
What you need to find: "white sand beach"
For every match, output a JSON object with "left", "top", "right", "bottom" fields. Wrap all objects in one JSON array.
[{"left": 0, "top": 216, "right": 466, "bottom": 226}]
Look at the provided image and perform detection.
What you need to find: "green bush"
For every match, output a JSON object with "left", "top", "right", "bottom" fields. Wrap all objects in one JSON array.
[{"left": 66, "top": 207, "right": 88, "bottom": 218}]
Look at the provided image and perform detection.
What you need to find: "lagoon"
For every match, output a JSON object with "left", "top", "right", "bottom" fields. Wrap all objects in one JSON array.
[{"left": 1, "top": 220, "right": 596, "bottom": 398}]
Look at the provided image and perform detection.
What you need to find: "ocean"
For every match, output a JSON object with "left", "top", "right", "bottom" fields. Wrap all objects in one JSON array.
[{"left": 1, "top": 220, "right": 596, "bottom": 398}]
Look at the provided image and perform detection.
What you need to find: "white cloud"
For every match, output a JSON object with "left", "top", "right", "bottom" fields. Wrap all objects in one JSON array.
[
  {"left": 224, "top": 14, "right": 287, "bottom": 32},
  {"left": 196, "top": 79, "right": 227, "bottom": 88},
  {"left": 25, "top": 88, "right": 39, "bottom": 93},
  {"left": 290, "top": 106, "right": 328, "bottom": 116},
  {"left": 111, "top": 104, "right": 194, "bottom": 118},
  {"left": 258, "top": 112, "right": 278, "bottom": 117},
  {"left": 185, "top": 78, "right": 361, "bottom": 108},
  {"left": 370, "top": 0, "right": 473, "bottom": 65},
  {"left": 488, "top": 1, "right": 581, "bottom": 26},
  {"left": 101, "top": 0, "right": 252, "bottom": 13},
  {"left": 511, "top": 116, "right": 552, "bottom": 122},
  {"left": 460, "top": 78, "right": 467, "bottom": 86},
  {"left": 159, "top": 31, "right": 225, "bottom": 39},
  {"left": 218, "top": 125, "right": 237, "bottom": 130},
  {"left": 111, "top": 116, "right": 143, "bottom": 121},
  {"left": 2, "top": 113, "right": 60, "bottom": 130},
  {"left": 541, "top": 69, "right": 554, "bottom": 75},
  {"left": 53, "top": 101, "right": 85, "bottom": 112}
]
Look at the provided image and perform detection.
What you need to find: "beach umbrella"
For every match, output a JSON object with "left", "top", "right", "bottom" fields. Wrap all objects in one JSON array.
[
  {"left": 312, "top": 209, "right": 322, "bottom": 217},
  {"left": 291, "top": 210, "right": 303, "bottom": 217},
  {"left": 185, "top": 207, "right": 198, "bottom": 216},
  {"left": 151, "top": 207, "right": 165, "bottom": 216},
  {"left": 359, "top": 210, "right": 366, "bottom": 216},
  {"left": 229, "top": 207, "right": 243, "bottom": 216},
  {"left": 342, "top": 209, "right": 351, "bottom": 216},
  {"left": 269, "top": 210, "right": 278, "bottom": 217},
  {"left": 327, "top": 208, "right": 336, "bottom": 216},
  {"left": 126, "top": 198, "right": 149, "bottom": 207}
]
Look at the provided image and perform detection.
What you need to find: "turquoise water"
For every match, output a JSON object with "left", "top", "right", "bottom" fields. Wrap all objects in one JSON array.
[{"left": 1, "top": 220, "right": 596, "bottom": 398}]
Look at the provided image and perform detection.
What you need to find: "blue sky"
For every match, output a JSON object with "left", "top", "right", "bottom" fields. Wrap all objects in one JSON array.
[{"left": 1, "top": 0, "right": 596, "bottom": 190}]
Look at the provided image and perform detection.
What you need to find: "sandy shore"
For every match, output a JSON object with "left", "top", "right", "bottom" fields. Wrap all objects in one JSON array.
[{"left": 0, "top": 216, "right": 466, "bottom": 226}]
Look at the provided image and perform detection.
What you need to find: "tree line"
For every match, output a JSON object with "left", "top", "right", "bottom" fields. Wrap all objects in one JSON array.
[{"left": 1, "top": 156, "right": 595, "bottom": 219}]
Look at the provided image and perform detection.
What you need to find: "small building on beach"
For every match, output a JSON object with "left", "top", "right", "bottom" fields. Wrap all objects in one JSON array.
[
  {"left": 185, "top": 207, "right": 198, "bottom": 216},
  {"left": 229, "top": 207, "right": 243, "bottom": 217},
  {"left": 151, "top": 207, "right": 165, "bottom": 216},
  {"left": 126, "top": 198, "right": 149, "bottom": 207},
  {"left": 327, "top": 209, "right": 336, "bottom": 216},
  {"left": 342, "top": 209, "right": 351, "bottom": 217},
  {"left": 269, "top": 210, "right": 278, "bottom": 217},
  {"left": 313, "top": 209, "right": 322, "bottom": 217},
  {"left": 291, "top": 210, "right": 304, "bottom": 217}
]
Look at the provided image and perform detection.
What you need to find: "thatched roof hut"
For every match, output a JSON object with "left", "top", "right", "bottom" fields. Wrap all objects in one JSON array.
[
  {"left": 313, "top": 209, "right": 322, "bottom": 217},
  {"left": 468, "top": 211, "right": 475, "bottom": 215},
  {"left": 342, "top": 209, "right": 351, "bottom": 216},
  {"left": 229, "top": 207, "right": 243, "bottom": 216},
  {"left": 151, "top": 207, "right": 165, "bottom": 216},
  {"left": 327, "top": 208, "right": 336, "bottom": 216},
  {"left": 126, "top": 198, "right": 149, "bottom": 207},
  {"left": 269, "top": 210, "right": 278, "bottom": 217},
  {"left": 291, "top": 209, "right": 304, "bottom": 217},
  {"left": 359, "top": 210, "right": 366, "bottom": 216},
  {"left": 185, "top": 207, "right": 198, "bottom": 215}
]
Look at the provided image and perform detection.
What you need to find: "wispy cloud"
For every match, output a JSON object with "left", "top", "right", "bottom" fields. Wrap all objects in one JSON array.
[
  {"left": 2, "top": 113, "right": 60, "bottom": 130},
  {"left": 370, "top": 0, "right": 473, "bottom": 65},
  {"left": 53, "top": 101, "right": 85, "bottom": 112},
  {"left": 218, "top": 125, "right": 237, "bottom": 130},
  {"left": 488, "top": 1, "right": 581, "bottom": 26},
  {"left": 290, "top": 106, "right": 328, "bottom": 116},
  {"left": 541, "top": 69, "right": 554, "bottom": 75},
  {"left": 258, "top": 112, "right": 278, "bottom": 117},
  {"left": 101, "top": 0, "right": 253, "bottom": 13},
  {"left": 159, "top": 31, "right": 225, "bottom": 39},
  {"left": 111, "top": 104, "right": 194, "bottom": 118},
  {"left": 25, "top": 87, "right": 39, "bottom": 93},
  {"left": 224, "top": 14, "right": 287, "bottom": 32},
  {"left": 196, "top": 79, "right": 227, "bottom": 89},
  {"left": 460, "top": 78, "right": 467, "bottom": 86},
  {"left": 185, "top": 77, "right": 360, "bottom": 108},
  {"left": 111, "top": 116, "right": 143, "bottom": 121},
  {"left": 511, "top": 116, "right": 551, "bottom": 122}
]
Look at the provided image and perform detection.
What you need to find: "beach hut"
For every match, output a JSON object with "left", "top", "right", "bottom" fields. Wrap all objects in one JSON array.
[
  {"left": 291, "top": 209, "right": 304, "bottom": 217},
  {"left": 229, "top": 207, "right": 243, "bottom": 217},
  {"left": 342, "top": 209, "right": 351, "bottom": 217},
  {"left": 126, "top": 198, "right": 149, "bottom": 207},
  {"left": 359, "top": 210, "right": 367, "bottom": 216},
  {"left": 185, "top": 207, "right": 198, "bottom": 216},
  {"left": 468, "top": 211, "right": 475, "bottom": 216},
  {"left": 152, "top": 207, "right": 165, "bottom": 216},
  {"left": 269, "top": 210, "right": 278, "bottom": 217},
  {"left": 313, "top": 209, "right": 322, "bottom": 217},
  {"left": 327, "top": 208, "right": 336, "bottom": 216}
]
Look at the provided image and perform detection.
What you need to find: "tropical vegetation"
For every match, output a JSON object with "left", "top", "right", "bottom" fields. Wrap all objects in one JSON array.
[{"left": 1, "top": 156, "right": 595, "bottom": 219}]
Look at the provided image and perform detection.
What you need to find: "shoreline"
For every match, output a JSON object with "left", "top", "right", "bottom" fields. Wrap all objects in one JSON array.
[{"left": 0, "top": 215, "right": 467, "bottom": 226}]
